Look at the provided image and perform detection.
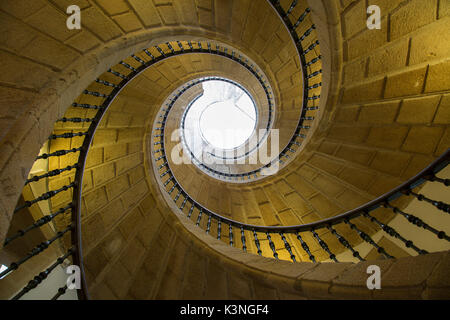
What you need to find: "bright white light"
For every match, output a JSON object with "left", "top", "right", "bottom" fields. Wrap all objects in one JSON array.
[
  {"left": 0, "top": 264, "right": 8, "bottom": 279},
  {"left": 194, "top": 80, "right": 256, "bottom": 149}
]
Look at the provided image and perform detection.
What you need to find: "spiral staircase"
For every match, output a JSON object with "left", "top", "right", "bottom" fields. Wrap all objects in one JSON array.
[{"left": 0, "top": 0, "right": 449, "bottom": 300}]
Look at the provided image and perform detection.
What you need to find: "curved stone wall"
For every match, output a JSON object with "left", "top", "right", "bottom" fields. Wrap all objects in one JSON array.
[{"left": 0, "top": 0, "right": 449, "bottom": 300}]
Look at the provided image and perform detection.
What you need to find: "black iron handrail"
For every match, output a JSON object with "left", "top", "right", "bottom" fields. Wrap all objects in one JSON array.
[
  {"left": 150, "top": 1, "right": 449, "bottom": 262},
  {"left": 151, "top": 1, "right": 322, "bottom": 182},
  {"left": 1, "top": 38, "right": 293, "bottom": 299},
  {"left": 3, "top": 0, "right": 448, "bottom": 301},
  {"left": 157, "top": 148, "right": 449, "bottom": 233}
]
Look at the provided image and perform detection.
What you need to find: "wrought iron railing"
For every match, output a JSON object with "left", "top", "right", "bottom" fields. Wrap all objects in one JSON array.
[
  {"left": 151, "top": 1, "right": 322, "bottom": 182},
  {"left": 0, "top": 39, "right": 282, "bottom": 300},
  {"left": 149, "top": 0, "right": 449, "bottom": 263},
  {"left": 1, "top": 0, "right": 448, "bottom": 301},
  {"left": 154, "top": 123, "right": 449, "bottom": 262}
]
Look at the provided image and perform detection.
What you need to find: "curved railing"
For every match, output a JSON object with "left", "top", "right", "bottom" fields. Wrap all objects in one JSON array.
[
  {"left": 1, "top": 0, "right": 448, "bottom": 301},
  {"left": 154, "top": 140, "right": 449, "bottom": 262},
  {"left": 151, "top": 1, "right": 323, "bottom": 182},
  {"left": 0, "top": 38, "right": 284, "bottom": 300},
  {"left": 200, "top": 0, "right": 323, "bottom": 178},
  {"left": 149, "top": 2, "right": 449, "bottom": 263}
]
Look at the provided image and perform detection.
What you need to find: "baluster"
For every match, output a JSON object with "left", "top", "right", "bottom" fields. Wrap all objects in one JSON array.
[
  {"left": 286, "top": 0, "right": 298, "bottom": 16},
  {"left": 95, "top": 78, "right": 118, "bottom": 88},
  {"left": 383, "top": 203, "right": 449, "bottom": 241},
  {"left": 302, "top": 40, "right": 320, "bottom": 55},
  {"left": 363, "top": 211, "right": 428, "bottom": 254},
  {"left": 296, "top": 232, "right": 316, "bottom": 262},
  {"left": 155, "top": 45, "right": 166, "bottom": 57},
  {"left": 5, "top": 204, "right": 72, "bottom": 246},
  {"left": 217, "top": 220, "right": 222, "bottom": 240},
  {"left": 26, "top": 164, "right": 78, "bottom": 184},
  {"left": 119, "top": 61, "right": 137, "bottom": 72},
  {"left": 206, "top": 214, "right": 212, "bottom": 234},
  {"left": 327, "top": 225, "right": 364, "bottom": 261},
  {"left": 229, "top": 224, "right": 234, "bottom": 247},
  {"left": 305, "top": 56, "right": 322, "bottom": 67},
  {"left": 174, "top": 189, "right": 182, "bottom": 203},
  {"left": 12, "top": 248, "right": 73, "bottom": 300},
  {"left": 83, "top": 90, "right": 110, "bottom": 98},
  {"left": 163, "top": 176, "right": 174, "bottom": 187},
  {"left": 108, "top": 68, "right": 128, "bottom": 80},
  {"left": 196, "top": 208, "right": 203, "bottom": 226},
  {"left": 298, "top": 24, "right": 316, "bottom": 42},
  {"left": 311, "top": 229, "right": 338, "bottom": 262},
  {"left": 266, "top": 232, "right": 279, "bottom": 259},
  {"left": 160, "top": 168, "right": 170, "bottom": 178},
  {"left": 143, "top": 49, "right": 155, "bottom": 60},
  {"left": 131, "top": 54, "right": 146, "bottom": 65},
  {"left": 345, "top": 219, "right": 394, "bottom": 259},
  {"left": 253, "top": 231, "right": 262, "bottom": 256},
  {"left": 307, "top": 69, "right": 322, "bottom": 79},
  {"left": 166, "top": 42, "right": 175, "bottom": 54},
  {"left": 405, "top": 190, "right": 450, "bottom": 214},
  {"left": 180, "top": 196, "right": 188, "bottom": 211},
  {"left": 307, "top": 94, "right": 320, "bottom": 101},
  {"left": 177, "top": 41, "right": 185, "bottom": 52},
  {"left": 280, "top": 233, "right": 296, "bottom": 262},
  {"left": 57, "top": 117, "right": 95, "bottom": 123},
  {"left": 155, "top": 154, "right": 165, "bottom": 162},
  {"left": 0, "top": 225, "right": 73, "bottom": 279},
  {"left": 168, "top": 183, "right": 177, "bottom": 194},
  {"left": 240, "top": 226, "right": 247, "bottom": 252},
  {"left": 14, "top": 182, "right": 76, "bottom": 213},
  {"left": 49, "top": 132, "right": 88, "bottom": 140},
  {"left": 425, "top": 173, "right": 449, "bottom": 186},
  {"left": 36, "top": 147, "right": 82, "bottom": 160},
  {"left": 307, "top": 84, "right": 322, "bottom": 92},
  {"left": 293, "top": 7, "right": 311, "bottom": 29},
  {"left": 188, "top": 202, "right": 195, "bottom": 218},
  {"left": 52, "top": 285, "right": 68, "bottom": 300},
  {"left": 71, "top": 102, "right": 102, "bottom": 110}
]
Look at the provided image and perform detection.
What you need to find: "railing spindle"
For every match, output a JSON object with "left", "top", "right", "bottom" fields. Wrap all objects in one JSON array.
[
  {"left": 266, "top": 232, "right": 279, "bottom": 260},
  {"left": 296, "top": 232, "right": 316, "bottom": 262},
  {"left": 345, "top": 219, "right": 394, "bottom": 259},
  {"left": 241, "top": 226, "right": 247, "bottom": 252},
  {"left": 280, "top": 233, "right": 296, "bottom": 262},
  {"left": 363, "top": 211, "right": 428, "bottom": 255}
]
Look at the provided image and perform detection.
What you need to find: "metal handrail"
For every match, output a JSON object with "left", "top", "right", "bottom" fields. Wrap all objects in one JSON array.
[
  {"left": 4, "top": 0, "right": 449, "bottom": 301},
  {"left": 157, "top": 149, "right": 449, "bottom": 234}
]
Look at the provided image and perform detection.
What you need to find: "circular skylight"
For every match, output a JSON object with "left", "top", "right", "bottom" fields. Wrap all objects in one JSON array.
[{"left": 195, "top": 80, "right": 256, "bottom": 150}]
